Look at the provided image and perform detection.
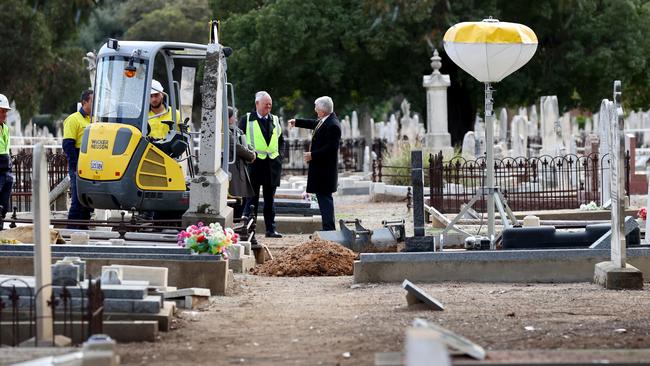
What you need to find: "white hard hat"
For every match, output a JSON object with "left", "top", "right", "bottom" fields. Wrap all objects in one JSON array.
[
  {"left": 150, "top": 79, "right": 164, "bottom": 95},
  {"left": 0, "top": 94, "right": 11, "bottom": 110}
]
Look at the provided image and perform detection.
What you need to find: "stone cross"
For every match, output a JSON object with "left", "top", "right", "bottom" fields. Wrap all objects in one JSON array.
[{"left": 33, "top": 143, "right": 53, "bottom": 343}]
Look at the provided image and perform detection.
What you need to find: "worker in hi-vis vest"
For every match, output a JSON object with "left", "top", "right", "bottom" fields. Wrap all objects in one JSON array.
[
  {"left": 63, "top": 89, "right": 94, "bottom": 229},
  {"left": 0, "top": 93, "right": 12, "bottom": 224},
  {"left": 238, "top": 91, "right": 284, "bottom": 238}
]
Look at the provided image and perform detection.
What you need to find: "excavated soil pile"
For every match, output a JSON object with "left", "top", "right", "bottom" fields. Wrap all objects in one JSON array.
[{"left": 256, "top": 239, "right": 356, "bottom": 276}]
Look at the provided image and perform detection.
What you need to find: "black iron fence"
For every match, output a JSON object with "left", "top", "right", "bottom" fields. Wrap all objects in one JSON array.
[
  {"left": 281, "top": 138, "right": 386, "bottom": 175},
  {"left": 11, "top": 149, "right": 68, "bottom": 212},
  {"left": 428, "top": 151, "right": 629, "bottom": 213},
  {"left": 0, "top": 278, "right": 103, "bottom": 346}
]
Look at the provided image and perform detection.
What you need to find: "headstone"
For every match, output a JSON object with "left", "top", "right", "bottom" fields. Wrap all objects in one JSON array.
[
  {"left": 402, "top": 280, "right": 444, "bottom": 310},
  {"left": 560, "top": 112, "right": 571, "bottom": 149},
  {"left": 594, "top": 81, "right": 643, "bottom": 289},
  {"left": 363, "top": 146, "right": 371, "bottom": 173},
  {"left": 510, "top": 116, "right": 527, "bottom": 157},
  {"left": 598, "top": 99, "right": 613, "bottom": 206},
  {"left": 351, "top": 111, "right": 360, "bottom": 138},
  {"left": 461, "top": 131, "right": 476, "bottom": 159},
  {"left": 101, "top": 268, "right": 123, "bottom": 285},
  {"left": 498, "top": 108, "right": 508, "bottom": 142},
  {"left": 474, "top": 116, "right": 485, "bottom": 156},
  {"left": 422, "top": 49, "right": 452, "bottom": 154},
  {"left": 540, "top": 95, "right": 559, "bottom": 155},
  {"left": 182, "top": 40, "right": 234, "bottom": 227},
  {"left": 51, "top": 262, "right": 79, "bottom": 286},
  {"left": 33, "top": 143, "right": 53, "bottom": 343},
  {"left": 528, "top": 104, "right": 539, "bottom": 137},
  {"left": 411, "top": 151, "right": 425, "bottom": 237}
]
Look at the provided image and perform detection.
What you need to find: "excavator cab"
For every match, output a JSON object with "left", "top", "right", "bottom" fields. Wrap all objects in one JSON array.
[{"left": 77, "top": 40, "right": 209, "bottom": 213}]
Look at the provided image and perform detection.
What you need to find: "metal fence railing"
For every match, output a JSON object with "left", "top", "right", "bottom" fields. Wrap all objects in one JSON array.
[
  {"left": 0, "top": 277, "right": 103, "bottom": 346},
  {"left": 281, "top": 138, "right": 387, "bottom": 175},
  {"left": 11, "top": 149, "right": 68, "bottom": 213},
  {"left": 428, "top": 151, "right": 629, "bottom": 213}
]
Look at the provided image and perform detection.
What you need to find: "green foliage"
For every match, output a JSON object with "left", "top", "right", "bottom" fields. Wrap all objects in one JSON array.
[
  {"left": 0, "top": 0, "right": 53, "bottom": 120},
  {"left": 77, "top": 0, "right": 127, "bottom": 51},
  {"left": 122, "top": 0, "right": 211, "bottom": 44},
  {"left": 383, "top": 142, "right": 414, "bottom": 186}
]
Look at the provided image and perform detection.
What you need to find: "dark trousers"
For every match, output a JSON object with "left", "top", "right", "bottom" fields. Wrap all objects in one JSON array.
[
  {"left": 68, "top": 169, "right": 93, "bottom": 228},
  {"left": 316, "top": 192, "right": 335, "bottom": 231},
  {"left": 0, "top": 172, "right": 13, "bottom": 218},
  {"left": 243, "top": 183, "right": 277, "bottom": 233}
]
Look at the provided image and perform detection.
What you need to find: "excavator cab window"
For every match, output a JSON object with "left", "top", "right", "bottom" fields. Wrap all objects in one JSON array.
[{"left": 93, "top": 55, "right": 148, "bottom": 130}]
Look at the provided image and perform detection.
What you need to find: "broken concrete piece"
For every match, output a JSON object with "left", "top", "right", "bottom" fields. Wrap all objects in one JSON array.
[
  {"left": 406, "top": 327, "right": 451, "bottom": 366},
  {"left": 413, "top": 318, "right": 486, "bottom": 360},
  {"left": 402, "top": 280, "right": 444, "bottom": 310},
  {"left": 70, "top": 232, "right": 90, "bottom": 245}
]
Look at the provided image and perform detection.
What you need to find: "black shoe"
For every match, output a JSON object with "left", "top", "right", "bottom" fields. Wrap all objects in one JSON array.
[{"left": 265, "top": 231, "right": 283, "bottom": 238}]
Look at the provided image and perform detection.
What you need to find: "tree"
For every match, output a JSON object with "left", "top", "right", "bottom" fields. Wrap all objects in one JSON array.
[
  {"left": 0, "top": 0, "right": 53, "bottom": 120},
  {"left": 121, "top": 0, "right": 212, "bottom": 44}
]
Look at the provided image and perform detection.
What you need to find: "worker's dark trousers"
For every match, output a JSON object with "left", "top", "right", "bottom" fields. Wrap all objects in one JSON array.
[
  {"left": 67, "top": 165, "right": 93, "bottom": 228},
  {"left": 316, "top": 192, "right": 335, "bottom": 231},
  {"left": 0, "top": 171, "right": 13, "bottom": 218},
  {"left": 243, "top": 184, "right": 277, "bottom": 233}
]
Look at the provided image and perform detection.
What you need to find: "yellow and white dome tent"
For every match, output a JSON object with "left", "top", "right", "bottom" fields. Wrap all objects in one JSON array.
[{"left": 443, "top": 18, "right": 538, "bottom": 83}]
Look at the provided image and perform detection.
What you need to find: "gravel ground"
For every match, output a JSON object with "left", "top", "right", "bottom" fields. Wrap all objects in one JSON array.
[{"left": 116, "top": 194, "right": 650, "bottom": 365}]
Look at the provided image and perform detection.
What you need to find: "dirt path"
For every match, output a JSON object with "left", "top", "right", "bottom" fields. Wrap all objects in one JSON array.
[
  {"left": 116, "top": 194, "right": 650, "bottom": 365},
  {"left": 117, "top": 276, "right": 650, "bottom": 365}
]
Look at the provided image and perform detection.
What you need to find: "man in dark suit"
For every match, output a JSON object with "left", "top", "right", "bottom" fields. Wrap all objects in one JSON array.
[
  {"left": 239, "top": 91, "right": 284, "bottom": 238},
  {"left": 288, "top": 96, "right": 341, "bottom": 231}
]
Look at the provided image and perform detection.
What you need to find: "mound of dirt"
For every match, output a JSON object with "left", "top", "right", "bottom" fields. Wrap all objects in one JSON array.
[{"left": 255, "top": 239, "right": 357, "bottom": 276}]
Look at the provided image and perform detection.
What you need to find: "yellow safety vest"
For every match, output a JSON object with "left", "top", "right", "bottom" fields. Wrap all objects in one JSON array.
[{"left": 245, "top": 113, "right": 281, "bottom": 159}]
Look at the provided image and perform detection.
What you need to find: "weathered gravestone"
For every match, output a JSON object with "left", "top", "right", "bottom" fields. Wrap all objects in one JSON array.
[{"left": 594, "top": 81, "right": 643, "bottom": 290}]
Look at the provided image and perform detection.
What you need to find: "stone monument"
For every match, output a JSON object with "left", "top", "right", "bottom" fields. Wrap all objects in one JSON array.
[
  {"left": 594, "top": 81, "right": 643, "bottom": 289},
  {"left": 182, "top": 37, "right": 233, "bottom": 228},
  {"left": 422, "top": 49, "right": 452, "bottom": 154}
]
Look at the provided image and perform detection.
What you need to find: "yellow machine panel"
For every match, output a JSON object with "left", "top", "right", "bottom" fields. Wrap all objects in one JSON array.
[
  {"left": 78, "top": 123, "right": 140, "bottom": 181},
  {"left": 135, "top": 144, "right": 186, "bottom": 191}
]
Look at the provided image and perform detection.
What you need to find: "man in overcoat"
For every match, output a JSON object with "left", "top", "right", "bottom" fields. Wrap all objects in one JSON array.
[{"left": 288, "top": 96, "right": 341, "bottom": 231}]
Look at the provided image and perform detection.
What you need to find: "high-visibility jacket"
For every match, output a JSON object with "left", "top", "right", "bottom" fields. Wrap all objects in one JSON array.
[
  {"left": 63, "top": 110, "right": 91, "bottom": 148},
  {"left": 148, "top": 107, "right": 181, "bottom": 139},
  {"left": 245, "top": 113, "right": 281, "bottom": 159},
  {"left": 0, "top": 123, "right": 10, "bottom": 172}
]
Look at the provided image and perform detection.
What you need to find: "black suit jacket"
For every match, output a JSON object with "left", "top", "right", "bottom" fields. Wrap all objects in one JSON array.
[
  {"left": 238, "top": 111, "right": 284, "bottom": 187},
  {"left": 295, "top": 113, "right": 341, "bottom": 193}
]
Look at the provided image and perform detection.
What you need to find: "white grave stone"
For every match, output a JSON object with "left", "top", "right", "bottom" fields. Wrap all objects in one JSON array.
[
  {"left": 422, "top": 49, "right": 452, "bottom": 153},
  {"left": 540, "top": 95, "right": 559, "bottom": 155}
]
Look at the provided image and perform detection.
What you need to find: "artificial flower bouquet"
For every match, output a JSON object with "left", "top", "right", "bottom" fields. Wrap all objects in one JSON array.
[
  {"left": 638, "top": 207, "right": 647, "bottom": 221},
  {"left": 177, "top": 222, "right": 238, "bottom": 258}
]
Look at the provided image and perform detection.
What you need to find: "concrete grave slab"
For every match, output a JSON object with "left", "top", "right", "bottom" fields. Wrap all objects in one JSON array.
[
  {"left": 402, "top": 280, "right": 444, "bottom": 310},
  {"left": 163, "top": 287, "right": 210, "bottom": 298},
  {"left": 104, "top": 265, "right": 168, "bottom": 287}
]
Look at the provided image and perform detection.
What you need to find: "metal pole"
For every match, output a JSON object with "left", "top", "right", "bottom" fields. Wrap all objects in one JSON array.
[{"left": 484, "top": 83, "right": 495, "bottom": 240}]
